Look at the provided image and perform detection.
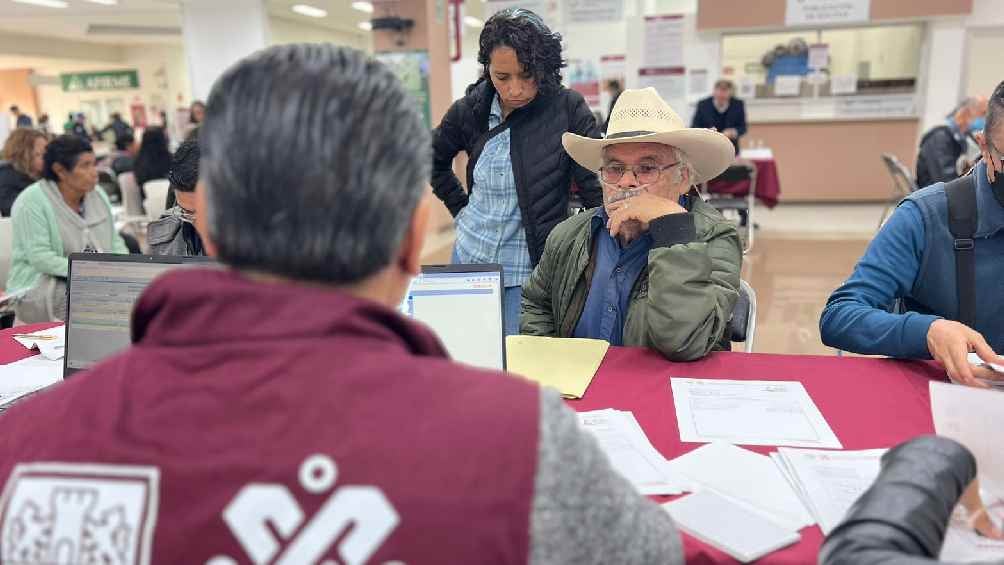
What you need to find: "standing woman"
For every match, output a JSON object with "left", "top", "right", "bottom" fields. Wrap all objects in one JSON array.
[{"left": 432, "top": 7, "right": 602, "bottom": 336}]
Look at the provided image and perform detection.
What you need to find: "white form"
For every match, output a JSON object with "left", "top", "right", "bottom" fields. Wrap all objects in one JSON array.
[
  {"left": 670, "top": 378, "right": 842, "bottom": 448},
  {"left": 931, "top": 382, "right": 1004, "bottom": 500},
  {"left": 0, "top": 355, "right": 63, "bottom": 409},
  {"left": 578, "top": 409, "right": 686, "bottom": 495},
  {"left": 774, "top": 447, "right": 887, "bottom": 535},
  {"left": 940, "top": 497, "right": 1004, "bottom": 563},
  {"left": 668, "top": 442, "right": 814, "bottom": 531}
]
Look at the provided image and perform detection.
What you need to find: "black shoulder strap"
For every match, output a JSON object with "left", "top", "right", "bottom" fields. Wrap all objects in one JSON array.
[{"left": 945, "top": 174, "right": 978, "bottom": 326}]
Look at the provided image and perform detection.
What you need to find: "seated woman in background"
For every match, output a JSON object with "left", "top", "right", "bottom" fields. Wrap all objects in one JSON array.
[
  {"left": 7, "top": 135, "right": 127, "bottom": 323},
  {"left": 132, "top": 126, "right": 172, "bottom": 198},
  {"left": 148, "top": 137, "right": 204, "bottom": 256},
  {"left": 0, "top": 129, "right": 47, "bottom": 216}
]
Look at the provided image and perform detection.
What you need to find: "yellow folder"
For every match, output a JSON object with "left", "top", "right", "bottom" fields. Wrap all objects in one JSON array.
[{"left": 505, "top": 335, "right": 610, "bottom": 399}]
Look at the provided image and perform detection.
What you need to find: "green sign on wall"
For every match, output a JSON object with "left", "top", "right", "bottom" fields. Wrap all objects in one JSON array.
[{"left": 60, "top": 70, "right": 140, "bottom": 93}]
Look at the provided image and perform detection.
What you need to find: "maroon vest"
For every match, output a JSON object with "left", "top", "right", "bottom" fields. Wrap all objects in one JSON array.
[{"left": 0, "top": 269, "right": 540, "bottom": 564}]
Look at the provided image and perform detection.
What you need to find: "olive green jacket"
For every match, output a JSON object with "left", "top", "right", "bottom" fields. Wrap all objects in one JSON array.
[{"left": 521, "top": 195, "right": 742, "bottom": 361}]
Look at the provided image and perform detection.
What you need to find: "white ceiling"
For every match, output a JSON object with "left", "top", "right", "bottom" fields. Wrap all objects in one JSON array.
[{"left": 0, "top": 0, "right": 480, "bottom": 46}]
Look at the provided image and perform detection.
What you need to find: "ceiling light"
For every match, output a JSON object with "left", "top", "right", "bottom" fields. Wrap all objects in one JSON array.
[
  {"left": 357, "top": 21, "right": 373, "bottom": 31},
  {"left": 464, "top": 16, "right": 484, "bottom": 28},
  {"left": 291, "top": 4, "right": 327, "bottom": 18},
  {"left": 352, "top": 1, "right": 374, "bottom": 13},
  {"left": 12, "top": 0, "right": 68, "bottom": 7},
  {"left": 84, "top": 0, "right": 118, "bottom": 4}
]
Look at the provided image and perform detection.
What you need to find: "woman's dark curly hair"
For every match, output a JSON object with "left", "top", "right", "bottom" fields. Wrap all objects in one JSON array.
[{"left": 478, "top": 8, "right": 565, "bottom": 97}]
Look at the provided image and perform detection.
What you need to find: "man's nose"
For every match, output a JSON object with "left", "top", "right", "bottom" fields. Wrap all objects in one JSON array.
[{"left": 618, "top": 168, "right": 639, "bottom": 188}]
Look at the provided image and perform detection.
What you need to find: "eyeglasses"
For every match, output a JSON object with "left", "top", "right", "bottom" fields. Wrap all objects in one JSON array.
[{"left": 599, "top": 162, "right": 680, "bottom": 185}]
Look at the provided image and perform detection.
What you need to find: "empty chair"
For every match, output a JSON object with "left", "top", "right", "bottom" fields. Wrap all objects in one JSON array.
[
  {"left": 143, "top": 179, "right": 171, "bottom": 222},
  {"left": 878, "top": 153, "right": 919, "bottom": 229},
  {"left": 729, "top": 279, "right": 757, "bottom": 353},
  {"left": 118, "top": 172, "right": 145, "bottom": 218}
]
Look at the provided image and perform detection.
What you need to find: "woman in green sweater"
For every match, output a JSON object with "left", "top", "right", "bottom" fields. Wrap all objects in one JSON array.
[{"left": 8, "top": 135, "right": 127, "bottom": 323}]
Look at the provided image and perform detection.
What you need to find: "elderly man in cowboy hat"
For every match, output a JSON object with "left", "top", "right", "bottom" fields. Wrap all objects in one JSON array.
[{"left": 521, "top": 87, "right": 742, "bottom": 360}]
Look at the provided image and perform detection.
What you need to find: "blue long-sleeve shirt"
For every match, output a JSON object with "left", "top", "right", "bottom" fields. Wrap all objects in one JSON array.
[{"left": 819, "top": 201, "right": 941, "bottom": 359}]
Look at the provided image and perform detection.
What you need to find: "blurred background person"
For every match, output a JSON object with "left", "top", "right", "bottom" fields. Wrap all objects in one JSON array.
[
  {"left": 916, "top": 96, "right": 987, "bottom": 188},
  {"left": 691, "top": 79, "right": 747, "bottom": 154},
  {"left": 148, "top": 137, "right": 204, "bottom": 256},
  {"left": 133, "top": 126, "right": 172, "bottom": 198},
  {"left": 36, "top": 114, "right": 51, "bottom": 137},
  {"left": 9, "top": 105, "right": 32, "bottom": 129},
  {"left": 7, "top": 135, "right": 127, "bottom": 323},
  {"left": 62, "top": 112, "right": 74, "bottom": 135},
  {"left": 604, "top": 79, "right": 624, "bottom": 131},
  {"left": 184, "top": 100, "right": 205, "bottom": 139},
  {"left": 109, "top": 132, "right": 136, "bottom": 176},
  {"left": 98, "top": 112, "right": 134, "bottom": 148},
  {"left": 0, "top": 128, "right": 47, "bottom": 216},
  {"left": 431, "top": 7, "right": 603, "bottom": 335},
  {"left": 70, "top": 113, "right": 91, "bottom": 141}
]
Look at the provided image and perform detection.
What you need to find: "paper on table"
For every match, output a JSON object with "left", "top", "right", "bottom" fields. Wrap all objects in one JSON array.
[
  {"left": 668, "top": 442, "right": 814, "bottom": 531},
  {"left": 739, "top": 148, "right": 774, "bottom": 161},
  {"left": 670, "top": 378, "right": 842, "bottom": 449},
  {"left": 578, "top": 409, "right": 686, "bottom": 495},
  {"left": 940, "top": 499, "right": 1004, "bottom": 562},
  {"left": 13, "top": 325, "right": 65, "bottom": 361},
  {"left": 0, "top": 355, "right": 63, "bottom": 408},
  {"left": 506, "top": 336, "right": 609, "bottom": 399},
  {"left": 775, "top": 447, "right": 887, "bottom": 535},
  {"left": 931, "top": 382, "right": 1004, "bottom": 500}
]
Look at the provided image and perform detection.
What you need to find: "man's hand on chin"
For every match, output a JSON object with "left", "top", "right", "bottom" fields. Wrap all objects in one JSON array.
[{"left": 606, "top": 193, "right": 685, "bottom": 242}]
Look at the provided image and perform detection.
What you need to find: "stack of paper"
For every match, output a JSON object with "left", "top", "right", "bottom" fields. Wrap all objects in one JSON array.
[
  {"left": 668, "top": 442, "right": 815, "bottom": 531},
  {"left": 0, "top": 355, "right": 64, "bottom": 411},
  {"left": 578, "top": 409, "right": 686, "bottom": 495},
  {"left": 773, "top": 448, "right": 886, "bottom": 535},
  {"left": 940, "top": 501, "right": 1004, "bottom": 562},
  {"left": 507, "top": 336, "right": 609, "bottom": 399},
  {"left": 931, "top": 382, "right": 1004, "bottom": 502},
  {"left": 965, "top": 352, "right": 1004, "bottom": 389},
  {"left": 13, "top": 325, "right": 65, "bottom": 361},
  {"left": 670, "top": 378, "right": 842, "bottom": 449}
]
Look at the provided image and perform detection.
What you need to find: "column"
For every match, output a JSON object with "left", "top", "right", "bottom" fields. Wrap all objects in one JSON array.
[{"left": 180, "top": 0, "right": 270, "bottom": 102}]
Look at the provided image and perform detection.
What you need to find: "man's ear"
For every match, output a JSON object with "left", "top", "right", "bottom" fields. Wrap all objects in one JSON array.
[{"left": 398, "top": 188, "right": 433, "bottom": 276}]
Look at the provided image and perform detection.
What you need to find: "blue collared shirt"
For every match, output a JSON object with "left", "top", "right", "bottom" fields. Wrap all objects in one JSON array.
[
  {"left": 453, "top": 95, "right": 532, "bottom": 288},
  {"left": 572, "top": 207, "right": 653, "bottom": 346}
]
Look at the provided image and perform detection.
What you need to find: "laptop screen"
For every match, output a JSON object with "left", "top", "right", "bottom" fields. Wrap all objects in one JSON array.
[
  {"left": 401, "top": 265, "right": 505, "bottom": 371},
  {"left": 65, "top": 254, "right": 211, "bottom": 375}
]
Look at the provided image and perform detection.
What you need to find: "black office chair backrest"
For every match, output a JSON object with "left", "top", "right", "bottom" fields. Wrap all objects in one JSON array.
[
  {"left": 715, "top": 162, "right": 755, "bottom": 183},
  {"left": 729, "top": 280, "right": 756, "bottom": 352}
]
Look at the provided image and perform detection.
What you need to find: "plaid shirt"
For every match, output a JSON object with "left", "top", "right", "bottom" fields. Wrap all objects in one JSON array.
[{"left": 453, "top": 96, "right": 532, "bottom": 287}]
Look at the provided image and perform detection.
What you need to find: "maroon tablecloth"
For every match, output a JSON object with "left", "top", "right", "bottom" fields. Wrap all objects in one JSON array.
[
  {"left": 0, "top": 323, "right": 61, "bottom": 364},
  {"left": 569, "top": 347, "right": 946, "bottom": 565},
  {"left": 707, "top": 157, "right": 781, "bottom": 208}
]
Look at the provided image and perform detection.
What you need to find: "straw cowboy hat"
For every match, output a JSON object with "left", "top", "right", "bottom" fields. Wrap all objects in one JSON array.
[{"left": 562, "top": 87, "right": 735, "bottom": 184}]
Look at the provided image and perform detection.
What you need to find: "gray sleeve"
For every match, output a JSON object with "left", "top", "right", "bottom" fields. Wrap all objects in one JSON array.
[{"left": 529, "top": 388, "right": 683, "bottom": 565}]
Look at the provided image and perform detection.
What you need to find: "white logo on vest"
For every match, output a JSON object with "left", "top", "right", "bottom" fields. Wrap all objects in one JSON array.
[
  {"left": 208, "top": 454, "right": 402, "bottom": 565},
  {"left": 0, "top": 462, "right": 160, "bottom": 565}
]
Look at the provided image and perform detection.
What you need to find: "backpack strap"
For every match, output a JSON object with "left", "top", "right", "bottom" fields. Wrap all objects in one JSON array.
[{"left": 944, "top": 174, "right": 978, "bottom": 327}]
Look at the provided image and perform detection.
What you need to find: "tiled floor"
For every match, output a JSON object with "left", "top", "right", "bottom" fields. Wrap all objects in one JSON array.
[{"left": 422, "top": 203, "right": 887, "bottom": 357}]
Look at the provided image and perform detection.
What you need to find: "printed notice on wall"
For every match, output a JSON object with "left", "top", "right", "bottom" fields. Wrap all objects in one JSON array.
[
  {"left": 786, "top": 0, "right": 870, "bottom": 26},
  {"left": 638, "top": 67, "right": 686, "bottom": 101},
  {"left": 643, "top": 15, "right": 685, "bottom": 68},
  {"left": 564, "top": 0, "right": 624, "bottom": 24}
]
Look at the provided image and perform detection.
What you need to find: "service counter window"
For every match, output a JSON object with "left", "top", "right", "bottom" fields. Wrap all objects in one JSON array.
[{"left": 721, "top": 24, "right": 923, "bottom": 100}]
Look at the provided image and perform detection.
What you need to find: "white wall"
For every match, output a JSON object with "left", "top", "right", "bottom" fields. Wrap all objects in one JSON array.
[{"left": 269, "top": 16, "right": 370, "bottom": 51}]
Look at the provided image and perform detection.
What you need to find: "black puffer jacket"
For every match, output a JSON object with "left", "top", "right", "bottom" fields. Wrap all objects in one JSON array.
[
  {"left": 0, "top": 162, "right": 35, "bottom": 217},
  {"left": 431, "top": 79, "right": 603, "bottom": 266},
  {"left": 916, "top": 125, "right": 965, "bottom": 189}
]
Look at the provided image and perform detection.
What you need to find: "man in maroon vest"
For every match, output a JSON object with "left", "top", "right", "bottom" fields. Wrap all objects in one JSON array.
[{"left": 0, "top": 45, "right": 681, "bottom": 564}]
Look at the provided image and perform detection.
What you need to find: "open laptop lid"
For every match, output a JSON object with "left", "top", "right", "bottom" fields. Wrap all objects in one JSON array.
[
  {"left": 63, "top": 253, "right": 214, "bottom": 377},
  {"left": 401, "top": 263, "right": 506, "bottom": 371}
]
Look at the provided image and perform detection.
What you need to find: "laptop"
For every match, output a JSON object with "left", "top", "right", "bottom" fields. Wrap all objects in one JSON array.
[
  {"left": 400, "top": 264, "right": 506, "bottom": 371},
  {"left": 63, "top": 253, "right": 214, "bottom": 377}
]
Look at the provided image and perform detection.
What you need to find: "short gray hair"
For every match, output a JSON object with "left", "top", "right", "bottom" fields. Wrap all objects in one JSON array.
[{"left": 201, "top": 44, "right": 431, "bottom": 284}]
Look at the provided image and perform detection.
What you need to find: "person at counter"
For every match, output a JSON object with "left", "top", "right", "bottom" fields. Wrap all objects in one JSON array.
[
  {"left": 820, "top": 81, "right": 1004, "bottom": 388},
  {"left": 522, "top": 87, "right": 742, "bottom": 361},
  {"left": 691, "top": 79, "right": 746, "bottom": 154},
  {"left": 916, "top": 97, "right": 987, "bottom": 188}
]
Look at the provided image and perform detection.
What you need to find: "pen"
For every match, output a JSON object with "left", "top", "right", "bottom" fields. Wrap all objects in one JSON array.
[{"left": 12, "top": 334, "right": 58, "bottom": 341}]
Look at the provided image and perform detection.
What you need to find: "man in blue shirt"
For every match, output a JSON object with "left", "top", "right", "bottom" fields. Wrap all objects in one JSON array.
[{"left": 821, "top": 80, "right": 1004, "bottom": 388}]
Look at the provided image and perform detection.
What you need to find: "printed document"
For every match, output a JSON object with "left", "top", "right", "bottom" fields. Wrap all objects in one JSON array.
[
  {"left": 774, "top": 447, "right": 886, "bottom": 535},
  {"left": 578, "top": 409, "right": 686, "bottom": 495},
  {"left": 670, "top": 378, "right": 842, "bottom": 448},
  {"left": 931, "top": 382, "right": 1004, "bottom": 500}
]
